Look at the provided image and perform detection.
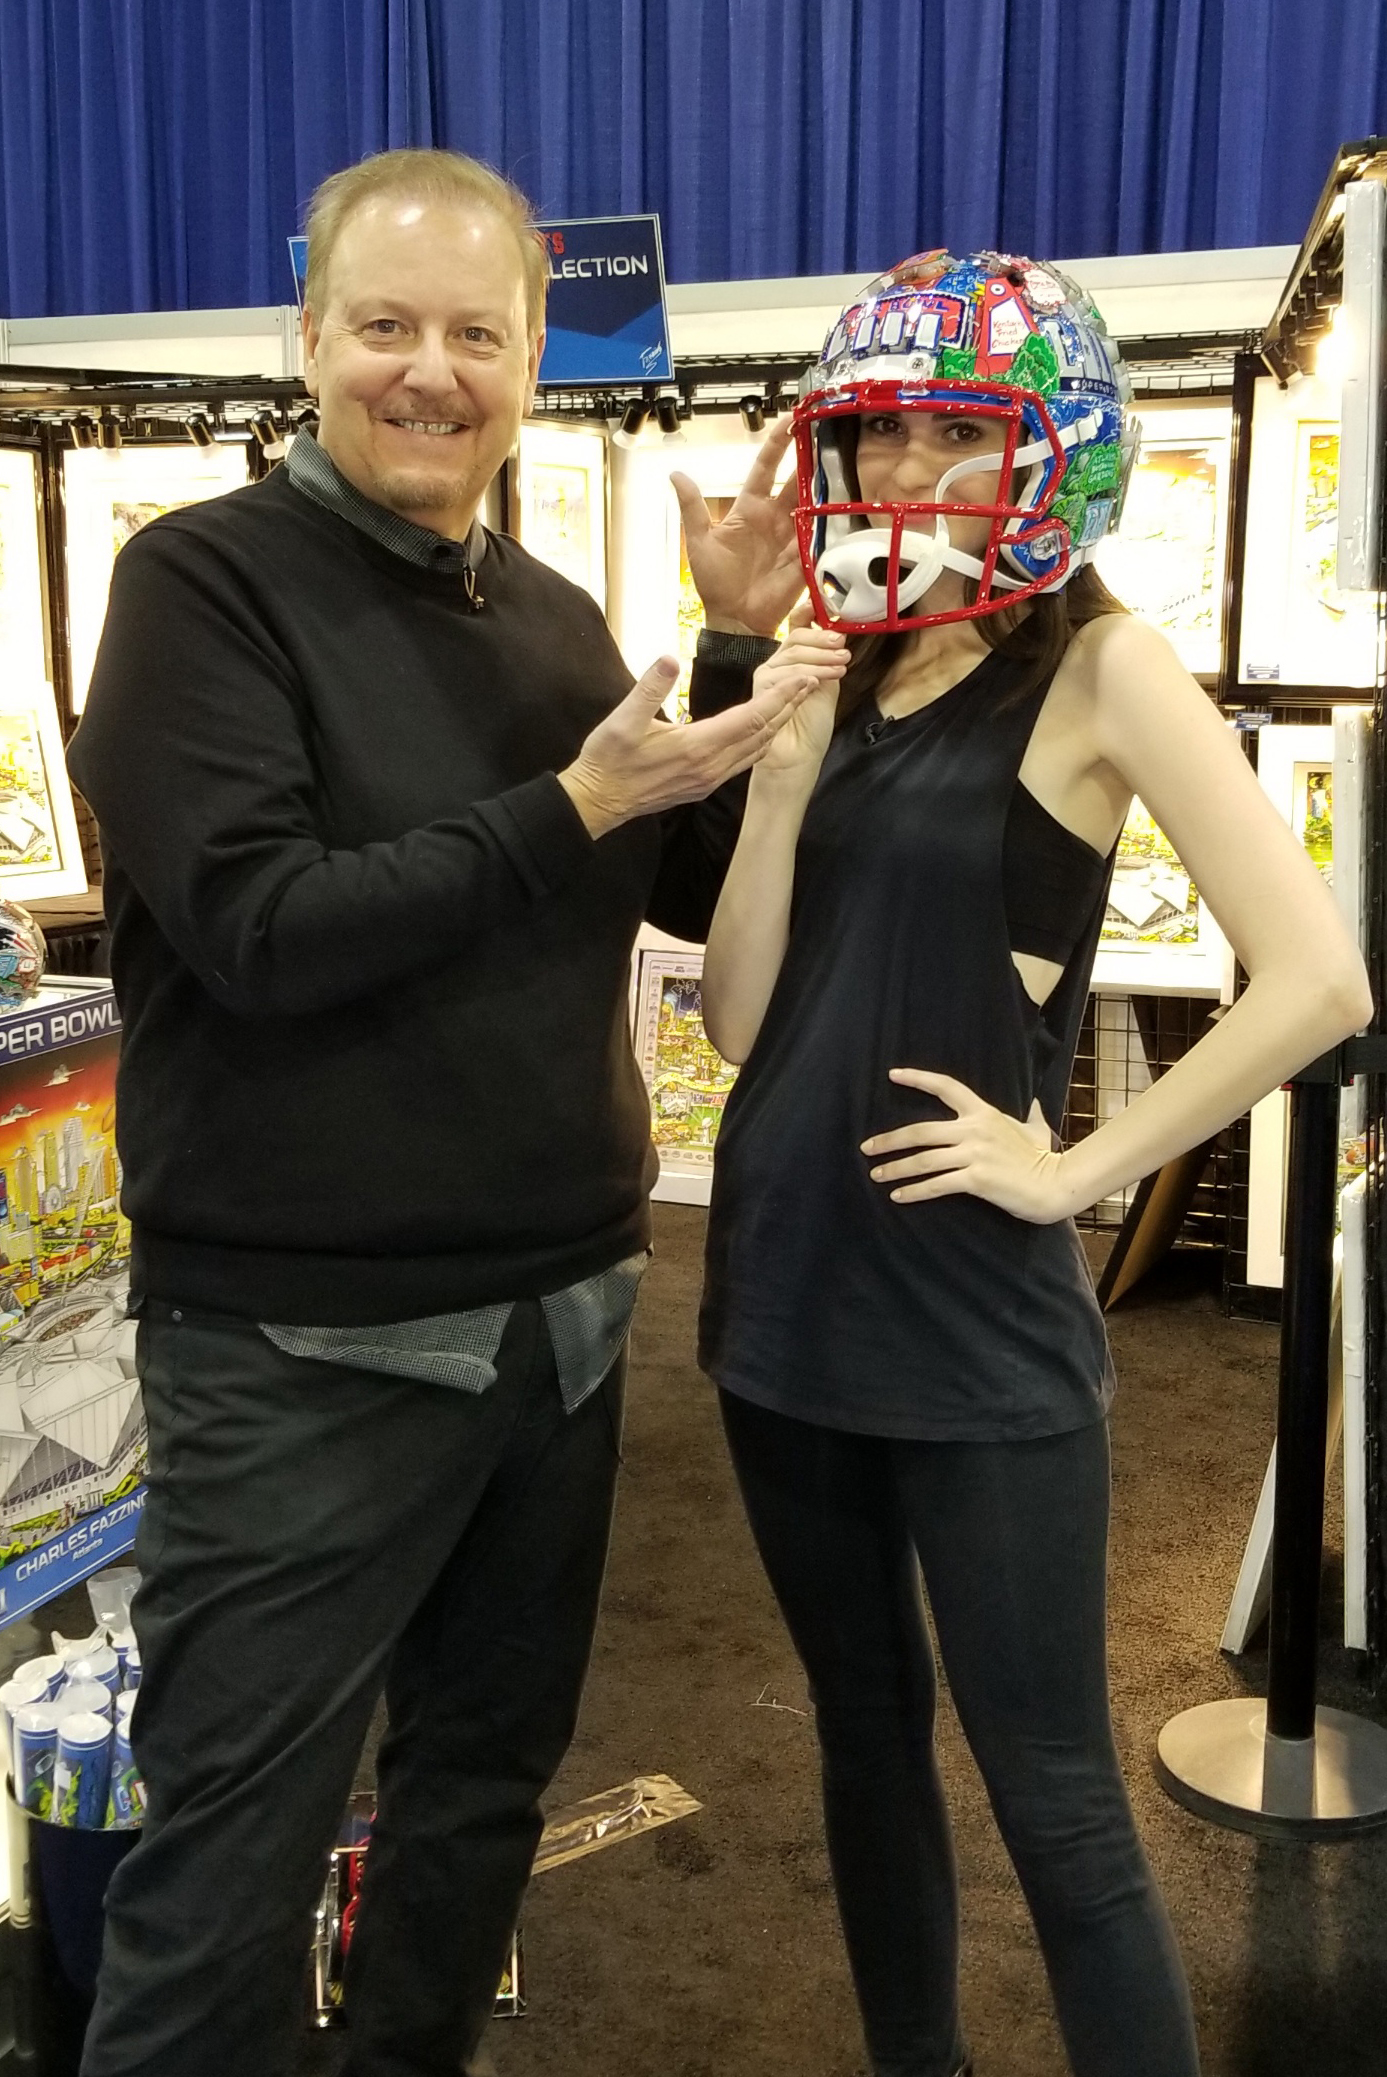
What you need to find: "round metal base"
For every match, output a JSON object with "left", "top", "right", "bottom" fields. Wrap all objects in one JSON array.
[{"left": 1155, "top": 1699, "right": 1387, "bottom": 1839}]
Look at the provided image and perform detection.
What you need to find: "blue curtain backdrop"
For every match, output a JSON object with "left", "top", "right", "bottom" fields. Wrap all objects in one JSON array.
[{"left": 2, "top": 0, "right": 1386, "bottom": 317}]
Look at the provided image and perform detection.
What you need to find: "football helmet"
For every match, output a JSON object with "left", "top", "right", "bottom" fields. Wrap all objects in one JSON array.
[
  {"left": 0, "top": 898, "right": 44, "bottom": 1007},
  {"left": 793, "top": 249, "right": 1137, "bottom": 631}
]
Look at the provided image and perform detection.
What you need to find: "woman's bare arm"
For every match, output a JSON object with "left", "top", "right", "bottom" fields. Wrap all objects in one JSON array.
[
  {"left": 701, "top": 620, "right": 846, "bottom": 1063},
  {"left": 866, "top": 617, "right": 1372, "bottom": 1220}
]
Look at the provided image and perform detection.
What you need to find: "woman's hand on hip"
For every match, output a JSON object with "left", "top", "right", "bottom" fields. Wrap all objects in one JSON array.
[
  {"left": 862, "top": 1071, "right": 1081, "bottom": 1224},
  {"left": 672, "top": 418, "right": 806, "bottom": 636}
]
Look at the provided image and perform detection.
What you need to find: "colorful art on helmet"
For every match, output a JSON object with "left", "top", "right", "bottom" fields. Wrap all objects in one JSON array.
[{"left": 792, "top": 249, "right": 1138, "bottom": 633}]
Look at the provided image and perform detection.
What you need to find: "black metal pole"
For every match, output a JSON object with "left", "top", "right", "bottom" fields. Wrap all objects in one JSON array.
[{"left": 1266, "top": 1072, "right": 1342, "bottom": 1740}]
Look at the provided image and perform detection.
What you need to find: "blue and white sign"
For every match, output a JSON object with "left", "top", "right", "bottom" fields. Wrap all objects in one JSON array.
[
  {"left": 288, "top": 214, "right": 673, "bottom": 382},
  {"left": 0, "top": 1487, "right": 146, "bottom": 1629},
  {"left": 537, "top": 216, "right": 673, "bottom": 384}
]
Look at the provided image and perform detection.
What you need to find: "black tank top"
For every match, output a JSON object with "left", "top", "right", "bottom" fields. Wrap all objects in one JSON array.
[{"left": 699, "top": 647, "right": 1117, "bottom": 1442}]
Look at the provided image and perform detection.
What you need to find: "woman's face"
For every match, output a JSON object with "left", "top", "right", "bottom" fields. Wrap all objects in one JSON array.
[{"left": 853, "top": 408, "right": 1013, "bottom": 560}]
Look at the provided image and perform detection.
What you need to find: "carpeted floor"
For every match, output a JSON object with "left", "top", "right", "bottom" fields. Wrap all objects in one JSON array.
[
  {"left": 447, "top": 1206, "right": 1387, "bottom": 2077},
  {"left": 31, "top": 1207, "right": 1387, "bottom": 2075}
]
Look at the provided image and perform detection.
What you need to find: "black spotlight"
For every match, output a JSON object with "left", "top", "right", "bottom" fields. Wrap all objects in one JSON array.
[
  {"left": 69, "top": 416, "right": 98, "bottom": 450},
  {"left": 250, "top": 413, "right": 286, "bottom": 462},
  {"left": 654, "top": 395, "right": 683, "bottom": 438},
  {"left": 739, "top": 395, "right": 765, "bottom": 434},
  {"left": 97, "top": 414, "right": 122, "bottom": 451},
  {"left": 613, "top": 399, "right": 649, "bottom": 449},
  {"left": 185, "top": 414, "right": 216, "bottom": 449}
]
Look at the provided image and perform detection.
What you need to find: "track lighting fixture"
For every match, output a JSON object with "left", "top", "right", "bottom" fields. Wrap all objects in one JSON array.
[
  {"left": 613, "top": 399, "right": 650, "bottom": 450},
  {"left": 185, "top": 414, "right": 217, "bottom": 449},
  {"left": 655, "top": 395, "right": 685, "bottom": 444},
  {"left": 97, "top": 414, "right": 122, "bottom": 451},
  {"left": 739, "top": 395, "right": 765, "bottom": 434},
  {"left": 69, "top": 416, "right": 98, "bottom": 450},
  {"left": 250, "top": 413, "right": 286, "bottom": 461}
]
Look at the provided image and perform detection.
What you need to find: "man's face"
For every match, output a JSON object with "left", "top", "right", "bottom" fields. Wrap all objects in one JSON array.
[{"left": 303, "top": 197, "right": 542, "bottom": 539}]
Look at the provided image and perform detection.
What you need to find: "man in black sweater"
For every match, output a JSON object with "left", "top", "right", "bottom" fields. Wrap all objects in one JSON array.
[{"left": 67, "top": 149, "right": 823, "bottom": 2077}]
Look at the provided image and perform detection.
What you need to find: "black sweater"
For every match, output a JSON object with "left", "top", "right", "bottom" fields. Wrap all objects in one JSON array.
[{"left": 68, "top": 468, "right": 748, "bottom": 1323}]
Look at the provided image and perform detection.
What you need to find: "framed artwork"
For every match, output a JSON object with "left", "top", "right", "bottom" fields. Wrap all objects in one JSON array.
[
  {"left": 65, "top": 444, "right": 248, "bottom": 714},
  {"left": 1237, "top": 376, "right": 1379, "bottom": 689},
  {"left": 1245, "top": 723, "right": 1335, "bottom": 1288},
  {"left": 0, "top": 683, "right": 88, "bottom": 899},
  {"left": 0, "top": 449, "right": 49, "bottom": 694},
  {"left": 514, "top": 423, "right": 607, "bottom": 610},
  {"left": 1092, "top": 405, "right": 1231, "bottom": 678},
  {"left": 1089, "top": 798, "right": 1232, "bottom": 999},
  {"left": 632, "top": 941, "right": 738, "bottom": 1204}
]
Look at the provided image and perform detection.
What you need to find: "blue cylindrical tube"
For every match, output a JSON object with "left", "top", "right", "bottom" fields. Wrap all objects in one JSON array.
[
  {"left": 16, "top": 1655, "right": 66, "bottom": 1700},
  {"left": 53, "top": 1713, "right": 113, "bottom": 1830},
  {"left": 105, "top": 1717, "right": 142, "bottom": 1829},
  {"left": 2, "top": 1671, "right": 51, "bottom": 1778},
  {"left": 14, "top": 1704, "right": 65, "bottom": 1818},
  {"left": 123, "top": 1648, "right": 142, "bottom": 1693},
  {"left": 63, "top": 1646, "right": 120, "bottom": 1697},
  {"left": 57, "top": 1681, "right": 114, "bottom": 1723}
]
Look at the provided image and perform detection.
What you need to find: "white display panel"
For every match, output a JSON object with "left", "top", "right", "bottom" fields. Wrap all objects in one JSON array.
[
  {"left": 0, "top": 450, "right": 48, "bottom": 695},
  {"left": 64, "top": 444, "right": 249, "bottom": 714},
  {"left": 514, "top": 422, "right": 608, "bottom": 611},
  {"left": 1336, "top": 177, "right": 1386, "bottom": 594},
  {"left": 1092, "top": 401, "right": 1232, "bottom": 678},
  {"left": 1238, "top": 373, "right": 1379, "bottom": 689}
]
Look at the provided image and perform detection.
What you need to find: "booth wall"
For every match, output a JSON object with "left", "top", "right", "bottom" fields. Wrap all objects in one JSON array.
[{"left": 2, "top": 0, "right": 1386, "bottom": 318}]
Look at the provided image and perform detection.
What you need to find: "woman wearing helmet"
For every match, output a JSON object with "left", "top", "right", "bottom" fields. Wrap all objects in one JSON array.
[{"left": 674, "top": 252, "right": 1369, "bottom": 2077}]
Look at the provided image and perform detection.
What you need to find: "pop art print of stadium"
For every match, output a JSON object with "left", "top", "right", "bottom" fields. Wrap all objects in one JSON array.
[
  {"left": 816, "top": 250, "right": 1131, "bottom": 552},
  {"left": 0, "top": 1022, "right": 141, "bottom": 1567}
]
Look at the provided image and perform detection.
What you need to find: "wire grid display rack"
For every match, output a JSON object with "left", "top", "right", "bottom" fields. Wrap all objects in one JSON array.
[{"left": 1061, "top": 992, "right": 1230, "bottom": 1246}]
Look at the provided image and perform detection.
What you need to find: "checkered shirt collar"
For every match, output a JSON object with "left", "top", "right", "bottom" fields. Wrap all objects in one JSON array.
[{"left": 286, "top": 428, "right": 486, "bottom": 577}]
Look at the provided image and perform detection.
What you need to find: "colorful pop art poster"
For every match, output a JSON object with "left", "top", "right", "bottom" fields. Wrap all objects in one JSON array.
[
  {"left": 0, "top": 449, "right": 48, "bottom": 694},
  {"left": 515, "top": 423, "right": 607, "bottom": 609},
  {"left": 64, "top": 443, "right": 248, "bottom": 713},
  {"left": 0, "top": 1009, "right": 142, "bottom": 1562},
  {"left": 1092, "top": 406, "right": 1231, "bottom": 677},
  {"left": 633, "top": 948, "right": 738, "bottom": 1172}
]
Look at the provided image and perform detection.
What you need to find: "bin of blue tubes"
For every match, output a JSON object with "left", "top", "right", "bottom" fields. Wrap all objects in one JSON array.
[
  {"left": 3, "top": 1569, "right": 145, "bottom": 2073},
  {"left": 1, "top": 1566, "right": 144, "bottom": 1833}
]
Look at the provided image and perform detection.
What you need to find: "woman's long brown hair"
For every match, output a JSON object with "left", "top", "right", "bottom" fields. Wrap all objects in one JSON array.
[{"left": 832, "top": 563, "right": 1129, "bottom": 728}]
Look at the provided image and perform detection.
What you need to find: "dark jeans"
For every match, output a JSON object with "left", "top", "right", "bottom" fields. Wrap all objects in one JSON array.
[
  {"left": 80, "top": 1298, "right": 625, "bottom": 2077},
  {"left": 719, "top": 1393, "right": 1200, "bottom": 2077}
]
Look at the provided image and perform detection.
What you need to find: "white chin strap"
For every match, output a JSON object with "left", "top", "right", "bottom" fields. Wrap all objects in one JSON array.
[{"left": 816, "top": 415, "right": 1100, "bottom": 621}]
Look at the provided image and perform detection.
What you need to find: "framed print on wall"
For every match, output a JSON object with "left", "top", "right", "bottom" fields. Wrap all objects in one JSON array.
[
  {"left": 0, "top": 682, "right": 89, "bottom": 899},
  {"left": 0, "top": 449, "right": 49, "bottom": 694},
  {"left": 65, "top": 443, "right": 249, "bottom": 714},
  {"left": 513, "top": 423, "right": 607, "bottom": 610},
  {"left": 1237, "top": 375, "right": 1379, "bottom": 690},
  {"left": 1244, "top": 723, "right": 1335, "bottom": 1288},
  {"left": 631, "top": 938, "right": 738, "bottom": 1205},
  {"left": 1090, "top": 798, "right": 1233, "bottom": 999},
  {"left": 1092, "top": 404, "right": 1231, "bottom": 679}
]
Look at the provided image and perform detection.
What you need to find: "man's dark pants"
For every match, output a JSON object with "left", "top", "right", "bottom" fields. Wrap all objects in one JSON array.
[{"left": 79, "top": 1297, "right": 625, "bottom": 2077}]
